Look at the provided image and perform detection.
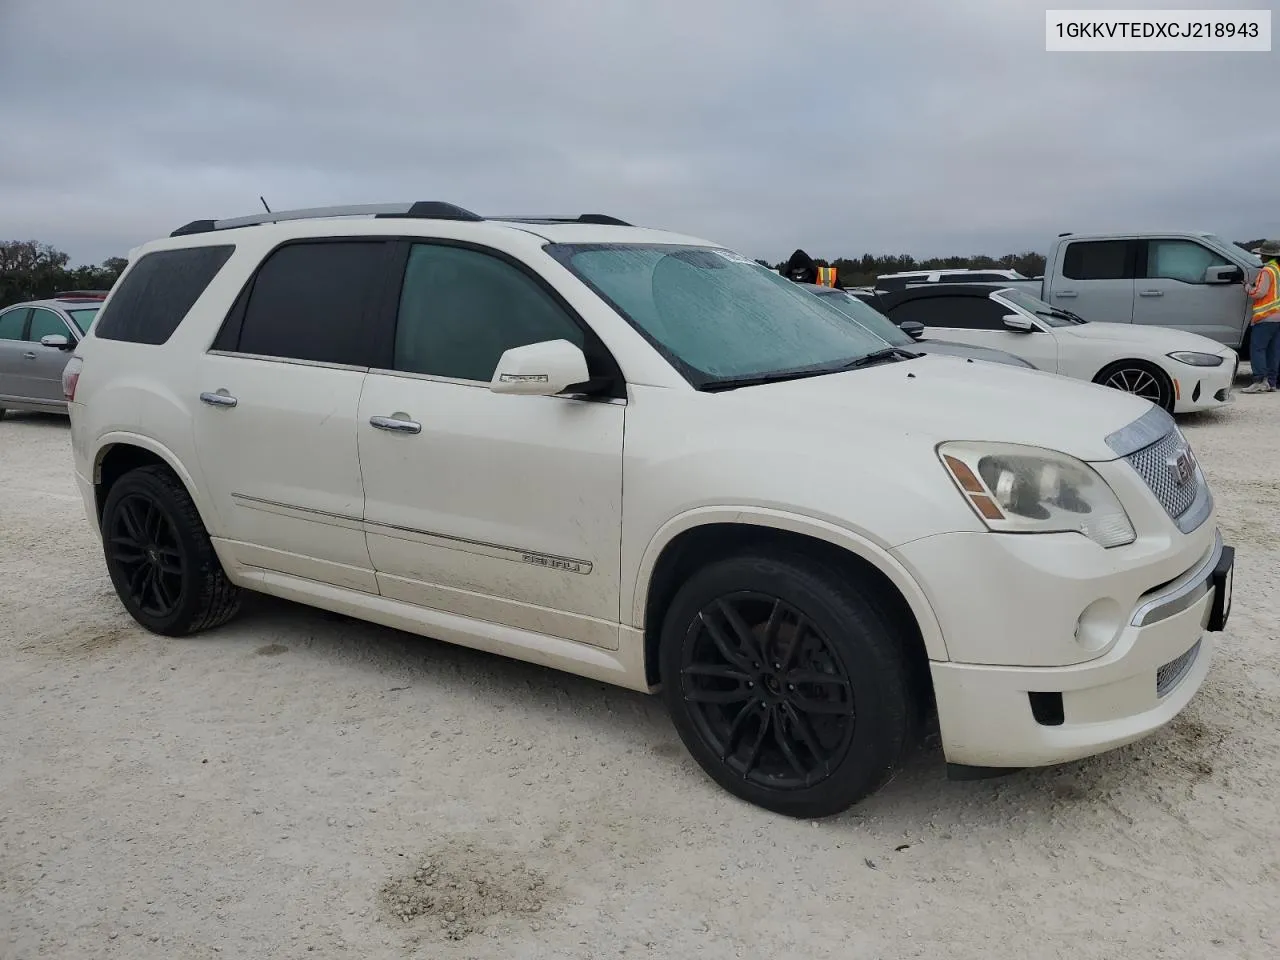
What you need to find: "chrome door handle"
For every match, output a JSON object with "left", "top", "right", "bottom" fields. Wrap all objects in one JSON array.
[
  {"left": 199, "top": 391, "right": 238, "bottom": 407},
  {"left": 1139, "top": 289, "right": 1163, "bottom": 297},
  {"left": 1055, "top": 291, "right": 1077, "bottom": 298},
  {"left": 370, "top": 415, "right": 421, "bottom": 434},
  {"left": 22, "top": 351, "right": 37, "bottom": 360}
]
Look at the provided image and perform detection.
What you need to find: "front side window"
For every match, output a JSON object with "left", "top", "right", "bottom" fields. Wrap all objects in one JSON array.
[
  {"left": 231, "top": 241, "right": 388, "bottom": 366},
  {"left": 392, "top": 244, "right": 584, "bottom": 381},
  {"left": 27, "top": 308, "right": 71, "bottom": 341},
  {"left": 0, "top": 308, "right": 28, "bottom": 340},
  {"left": 1145, "top": 239, "right": 1228, "bottom": 284},
  {"left": 549, "top": 244, "right": 889, "bottom": 386},
  {"left": 885, "top": 295, "right": 1009, "bottom": 330},
  {"left": 1062, "top": 240, "right": 1132, "bottom": 281},
  {"left": 94, "top": 245, "right": 235, "bottom": 344}
]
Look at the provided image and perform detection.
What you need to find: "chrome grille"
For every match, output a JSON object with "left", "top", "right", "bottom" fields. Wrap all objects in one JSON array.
[
  {"left": 1156, "top": 640, "right": 1201, "bottom": 698},
  {"left": 1125, "top": 429, "right": 1200, "bottom": 520}
]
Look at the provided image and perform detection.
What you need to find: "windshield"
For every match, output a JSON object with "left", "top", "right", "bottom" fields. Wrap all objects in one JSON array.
[
  {"left": 547, "top": 243, "right": 894, "bottom": 386},
  {"left": 995, "top": 288, "right": 1083, "bottom": 327},
  {"left": 810, "top": 289, "right": 913, "bottom": 346},
  {"left": 67, "top": 308, "right": 98, "bottom": 334}
]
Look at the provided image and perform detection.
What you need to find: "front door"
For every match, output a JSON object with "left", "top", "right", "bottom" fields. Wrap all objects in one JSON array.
[
  {"left": 1131, "top": 238, "right": 1250, "bottom": 346},
  {"left": 357, "top": 240, "right": 625, "bottom": 649},
  {"left": 191, "top": 239, "right": 395, "bottom": 593},
  {"left": 24, "top": 308, "right": 78, "bottom": 404}
]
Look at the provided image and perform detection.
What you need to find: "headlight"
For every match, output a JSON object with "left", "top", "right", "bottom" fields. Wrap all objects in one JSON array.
[
  {"left": 938, "top": 442, "right": 1136, "bottom": 548},
  {"left": 1168, "top": 351, "right": 1224, "bottom": 367}
]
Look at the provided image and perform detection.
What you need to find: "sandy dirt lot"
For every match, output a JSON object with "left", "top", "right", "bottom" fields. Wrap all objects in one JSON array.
[{"left": 2, "top": 390, "right": 1279, "bottom": 960}]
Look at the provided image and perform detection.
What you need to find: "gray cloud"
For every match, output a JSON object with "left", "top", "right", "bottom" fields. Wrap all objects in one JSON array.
[{"left": 1, "top": 0, "right": 1276, "bottom": 265}]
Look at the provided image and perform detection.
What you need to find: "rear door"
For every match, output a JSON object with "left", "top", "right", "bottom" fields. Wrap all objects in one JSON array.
[
  {"left": 884, "top": 293, "right": 1060, "bottom": 371},
  {"left": 1051, "top": 239, "right": 1136, "bottom": 324},
  {"left": 0, "top": 308, "right": 31, "bottom": 401},
  {"left": 1132, "top": 237, "right": 1249, "bottom": 345},
  {"left": 193, "top": 239, "right": 395, "bottom": 592},
  {"left": 24, "top": 308, "right": 78, "bottom": 404}
]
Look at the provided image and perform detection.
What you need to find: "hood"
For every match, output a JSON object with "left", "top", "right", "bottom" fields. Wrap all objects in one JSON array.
[
  {"left": 1058, "top": 322, "right": 1233, "bottom": 354},
  {"left": 914, "top": 339, "right": 1035, "bottom": 368},
  {"left": 718, "top": 354, "right": 1152, "bottom": 462}
]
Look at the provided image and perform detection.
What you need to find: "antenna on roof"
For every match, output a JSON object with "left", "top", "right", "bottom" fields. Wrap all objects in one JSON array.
[{"left": 260, "top": 196, "right": 272, "bottom": 213}]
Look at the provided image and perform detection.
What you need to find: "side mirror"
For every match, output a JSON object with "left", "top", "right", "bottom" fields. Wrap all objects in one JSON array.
[
  {"left": 1003, "top": 314, "right": 1035, "bottom": 332},
  {"left": 40, "top": 334, "right": 71, "bottom": 349},
  {"left": 898, "top": 320, "right": 925, "bottom": 341},
  {"left": 1204, "top": 264, "right": 1243, "bottom": 284},
  {"left": 490, "top": 339, "right": 590, "bottom": 396}
]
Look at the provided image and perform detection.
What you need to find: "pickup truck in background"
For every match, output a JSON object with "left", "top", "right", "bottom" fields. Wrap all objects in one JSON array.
[{"left": 998, "top": 231, "right": 1263, "bottom": 354}]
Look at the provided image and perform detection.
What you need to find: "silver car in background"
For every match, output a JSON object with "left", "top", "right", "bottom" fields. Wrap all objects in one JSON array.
[{"left": 0, "top": 295, "right": 104, "bottom": 418}]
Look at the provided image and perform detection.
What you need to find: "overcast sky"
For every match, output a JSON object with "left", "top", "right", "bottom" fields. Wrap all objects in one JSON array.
[{"left": 1, "top": 0, "right": 1276, "bottom": 265}]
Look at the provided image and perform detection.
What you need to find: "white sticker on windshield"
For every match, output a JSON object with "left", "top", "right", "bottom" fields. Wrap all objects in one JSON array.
[{"left": 712, "top": 248, "right": 758, "bottom": 266}]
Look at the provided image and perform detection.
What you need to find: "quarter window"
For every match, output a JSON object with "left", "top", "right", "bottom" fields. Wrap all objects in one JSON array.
[
  {"left": 94, "top": 245, "right": 235, "bottom": 344},
  {"left": 392, "top": 243, "right": 584, "bottom": 382}
]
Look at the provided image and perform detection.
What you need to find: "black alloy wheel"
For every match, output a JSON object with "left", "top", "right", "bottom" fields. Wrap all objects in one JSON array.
[
  {"left": 660, "top": 552, "right": 915, "bottom": 818},
  {"left": 100, "top": 465, "right": 241, "bottom": 635},
  {"left": 107, "top": 492, "right": 185, "bottom": 620},
  {"left": 680, "top": 592, "right": 856, "bottom": 790}
]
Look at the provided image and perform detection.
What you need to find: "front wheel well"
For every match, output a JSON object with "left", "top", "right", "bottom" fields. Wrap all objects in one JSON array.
[
  {"left": 1092, "top": 358, "right": 1175, "bottom": 411},
  {"left": 94, "top": 444, "right": 172, "bottom": 520},
  {"left": 640, "top": 523, "right": 933, "bottom": 706}
]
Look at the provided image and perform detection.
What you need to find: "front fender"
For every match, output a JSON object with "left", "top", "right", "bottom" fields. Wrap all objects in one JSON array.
[{"left": 628, "top": 505, "right": 950, "bottom": 661}]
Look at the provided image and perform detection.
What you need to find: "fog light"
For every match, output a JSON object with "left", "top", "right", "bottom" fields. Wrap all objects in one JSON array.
[{"left": 1074, "top": 597, "right": 1123, "bottom": 653}]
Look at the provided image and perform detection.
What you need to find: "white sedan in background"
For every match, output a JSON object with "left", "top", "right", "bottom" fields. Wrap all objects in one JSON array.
[{"left": 871, "top": 283, "right": 1239, "bottom": 413}]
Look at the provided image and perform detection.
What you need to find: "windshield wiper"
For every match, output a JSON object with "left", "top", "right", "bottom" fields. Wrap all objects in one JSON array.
[
  {"left": 698, "top": 348, "right": 917, "bottom": 392},
  {"left": 843, "top": 347, "right": 918, "bottom": 368},
  {"left": 1037, "top": 307, "right": 1085, "bottom": 324}
]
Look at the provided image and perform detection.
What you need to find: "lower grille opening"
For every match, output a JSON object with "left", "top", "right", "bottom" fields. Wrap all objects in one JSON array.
[
  {"left": 1029, "top": 691, "right": 1065, "bottom": 726},
  {"left": 1156, "top": 640, "right": 1201, "bottom": 698},
  {"left": 1215, "top": 388, "right": 1229, "bottom": 401},
  {"left": 1192, "top": 381, "right": 1201, "bottom": 402}
]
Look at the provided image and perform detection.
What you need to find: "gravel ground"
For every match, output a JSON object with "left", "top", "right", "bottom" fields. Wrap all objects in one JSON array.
[{"left": 2, "top": 383, "right": 1279, "bottom": 960}]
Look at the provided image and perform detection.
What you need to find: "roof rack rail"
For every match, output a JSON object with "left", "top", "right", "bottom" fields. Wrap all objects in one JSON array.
[
  {"left": 490, "top": 214, "right": 632, "bottom": 226},
  {"left": 170, "top": 201, "right": 485, "bottom": 237}
]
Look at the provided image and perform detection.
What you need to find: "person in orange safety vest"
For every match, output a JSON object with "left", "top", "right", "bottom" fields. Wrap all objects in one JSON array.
[{"left": 1241, "top": 240, "right": 1280, "bottom": 393}]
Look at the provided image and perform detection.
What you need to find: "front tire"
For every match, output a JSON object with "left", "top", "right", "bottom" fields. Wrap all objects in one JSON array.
[
  {"left": 659, "top": 552, "right": 916, "bottom": 818},
  {"left": 1094, "top": 360, "right": 1175, "bottom": 412},
  {"left": 100, "top": 465, "right": 241, "bottom": 635}
]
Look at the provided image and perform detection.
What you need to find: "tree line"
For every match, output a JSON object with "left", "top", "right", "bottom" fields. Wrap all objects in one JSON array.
[
  {"left": 0, "top": 241, "right": 127, "bottom": 309},
  {"left": 3, "top": 236, "right": 1270, "bottom": 309}
]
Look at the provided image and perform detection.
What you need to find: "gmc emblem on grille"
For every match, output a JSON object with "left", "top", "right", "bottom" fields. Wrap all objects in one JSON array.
[{"left": 1167, "top": 447, "right": 1196, "bottom": 487}]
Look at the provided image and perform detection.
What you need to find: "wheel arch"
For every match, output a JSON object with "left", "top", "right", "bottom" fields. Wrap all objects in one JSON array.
[
  {"left": 632, "top": 508, "right": 949, "bottom": 688},
  {"left": 1092, "top": 357, "right": 1175, "bottom": 410},
  {"left": 92, "top": 433, "right": 212, "bottom": 529}
]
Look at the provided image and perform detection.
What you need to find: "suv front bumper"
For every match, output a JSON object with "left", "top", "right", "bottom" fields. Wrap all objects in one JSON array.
[{"left": 917, "top": 531, "right": 1233, "bottom": 769}]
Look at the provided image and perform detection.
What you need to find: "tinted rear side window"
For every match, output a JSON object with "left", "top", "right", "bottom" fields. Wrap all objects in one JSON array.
[
  {"left": 1061, "top": 240, "right": 1131, "bottom": 280},
  {"left": 230, "top": 241, "right": 388, "bottom": 366},
  {"left": 93, "top": 245, "right": 235, "bottom": 344},
  {"left": 885, "top": 295, "right": 1007, "bottom": 330}
]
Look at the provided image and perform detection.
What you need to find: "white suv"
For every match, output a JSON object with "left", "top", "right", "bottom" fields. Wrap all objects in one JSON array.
[{"left": 65, "top": 202, "right": 1234, "bottom": 817}]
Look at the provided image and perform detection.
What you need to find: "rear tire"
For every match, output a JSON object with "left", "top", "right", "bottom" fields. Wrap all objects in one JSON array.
[
  {"left": 100, "top": 465, "right": 241, "bottom": 635},
  {"left": 659, "top": 551, "right": 916, "bottom": 818},
  {"left": 1093, "top": 360, "right": 1175, "bottom": 412}
]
